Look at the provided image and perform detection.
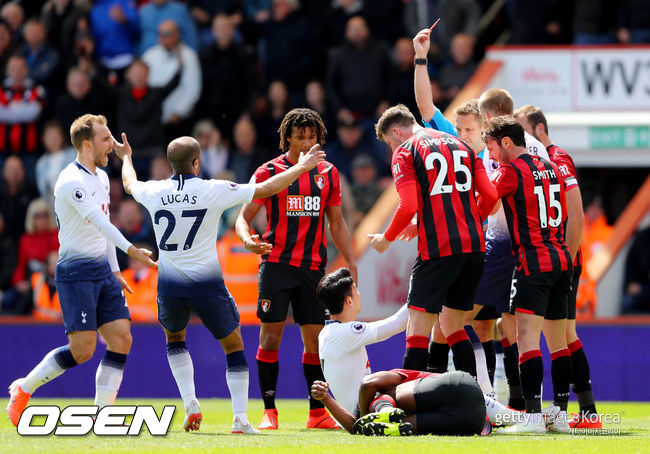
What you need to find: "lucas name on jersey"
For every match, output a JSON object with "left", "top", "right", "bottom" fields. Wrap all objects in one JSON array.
[
  {"left": 160, "top": 193, "right": 199, "bottom": 206},
  {"left": 286, "top": 195, "right": 321, "bottom": 217}
]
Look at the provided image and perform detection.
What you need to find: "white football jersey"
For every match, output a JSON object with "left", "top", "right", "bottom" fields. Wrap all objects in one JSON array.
[
  {"left": 483, "top": 132, "right": 550, "bottom": 253},
  {"left": 130, "top": 175, "right": 255, "bottom": 297},
  {"left": 54, "top": 161, "right": 130, "bottom": 281},
  {"left": 318, "top": 305, "right": 408, "bottom": 414}
]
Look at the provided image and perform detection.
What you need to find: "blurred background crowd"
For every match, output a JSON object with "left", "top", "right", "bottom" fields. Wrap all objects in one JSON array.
[{"left": 0, "top": 0, "right": 648, "bottom": 319}]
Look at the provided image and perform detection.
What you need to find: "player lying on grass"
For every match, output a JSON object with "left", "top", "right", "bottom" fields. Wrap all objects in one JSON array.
[
  {"left": 312, "top": 370, "right": 561, "bottom": 436},
  {"left": 315, "top": 267, "right": 560, "bottom": 436}
]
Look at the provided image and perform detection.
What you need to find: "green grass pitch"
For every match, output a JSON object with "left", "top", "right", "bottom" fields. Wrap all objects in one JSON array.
[{"left": 1, "top": 399, "right": 649, "bottom": 453}]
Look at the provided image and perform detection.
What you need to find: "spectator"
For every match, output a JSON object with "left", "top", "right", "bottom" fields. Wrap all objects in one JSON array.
[
  {"left": 143, "top": 19, "right": 202, "bottom": 142},
  {"left": 139, "top": 0, "right": 199, "bottom": 54},
  {"left": 0, "top": 55, "right": 46, "bottom": 180},
  {"left": 0, "top": 20, "right": 17, "bottom": 75},
  {"left": 11, "top": 198, "right": 59, "bottom": 292},
  {"left": 109, "top": 177, "right": 124, "bottom": 224},
  {"left": 404, "top": 0, "right": 480, "bottom": 57},
  {"left": 573, "top": 0, "right": 617, "bottom": 44},
  {"left": 508, "top": 0, "right": 570, "bottom": 44},
  {"left": 618, "top": 0, "right": 650, "bottom": 44},
  {"left": 55, "top": 67, "right": 109, "bottom": 134},
  {"left": 326, "top": 15, "right": 391, "bottom": 122},
  {"left": 0, "top": 156, "right": 37, "bottom": 241},
  {"left": 622, "top": 221, "right": 650, "bottom": 313},
  {"left": 115, "top": 59, "right": 180, "bottom": 177},
  {"left": 198, "top": 13, "right": 253, "bottom": 139},
  {"left": 305, "top": 79, "right": 334, "bottom": 134},
  {"left": 319, "top": 0, "right": 364, "bottom": 51},
  {"left": 20, "top": 18, "right": 60, "bottom": 93},
  {"left": 35, "top": 121, "right": 75, "bottom": 206},
  {"left": 254, "top": 79, "right": 291, "bottom": 152},
  {"left": 438, "top": 33, "right": 477, "bottom": 110},
  {"left": 228, "top": 115, "right": 270, "bottom": 184},
  {"left": 0, "top": 2, "right": 24, "bottom": 46},
  {"left": 576, "top": 196, "right": 614, "bottom": 316},
  {"left": 0, "top": 213, "right": 16, "bottom": 301},
  {"left": 115, "top": 199, "right": 156, "bottom": 270},
  {"left": 326, "top": 117, "right": 388, "bottom": 181},
  {"left": 244, "top": 0, "right": 272, "bottom": 24},
  {"left": 30, "top": 250, "right": 61, "bottom": 321},
  {"left": 90, "top": 0, "right": 139, "bottom": 74},
  {"left": 42, "top": 0, "right": 91, "bottom": 62},
  {"left": 362, "top": 0, "right": 405, "bottom": 45},
  {"left": 149, "top": 153, "right": 172, "bottom": 180},
  {"left": 258, "top": 0, "right": 315, "bottom": 96},
  {"left": 350, "top": 153, "right": 381, "bottom": 214},
  {"left": 192, "top": 119, "right": 229, "bottom": 179},
  {"left": 63, "top": 30, "right": 118, "bottom": 91},
  {"left": 122, "top": 244, "right": 159, "bottom": 322},
  {"left": 390, "top": 37, "right": 418, "bottom": 119},
  {"left": 189, "top": 0, "right": 243, "bottom": 49}
]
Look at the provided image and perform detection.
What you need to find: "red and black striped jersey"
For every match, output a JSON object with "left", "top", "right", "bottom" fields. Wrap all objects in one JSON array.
[
  {"left": 548, "top": 144, "right": 582, "bottom": 268},
  {"left": 493, "top": 154, "right": 572, "bottom": 275},
  {"left": 252, "top": 154, "right": 341, "bottom": 271},
  {"left": 0, "top": 81, "right": 45, "bottom": 153},
  {"left": 391, "top": 128, "right": 486, "bottom": 260},
  {"left": 391, "top": 368, "right": 435, "bottom": 383}
]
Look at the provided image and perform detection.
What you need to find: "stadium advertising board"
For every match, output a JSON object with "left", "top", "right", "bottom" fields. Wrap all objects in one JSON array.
[
  {"left": 486, "top": 46, "right": 650, "bottom": 111},
  {"left": 357, "top": 220, "right": 417, "bottom": 320}
]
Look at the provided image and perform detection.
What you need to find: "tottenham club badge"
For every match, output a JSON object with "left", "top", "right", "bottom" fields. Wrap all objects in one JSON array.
[
  {"left": 314, "top": 175, "right": 325, "bottom": 190},
  {"left": 260, "top": 299, "right": 271, "bottom": 313}
]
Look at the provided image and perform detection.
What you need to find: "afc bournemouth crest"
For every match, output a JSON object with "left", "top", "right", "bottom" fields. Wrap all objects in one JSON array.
[
  {"left": 314, "top": 175, "right": 325, "bottom": 189},
  {"left": 260, "top": 299, "right": 271, "bottom": 313}
]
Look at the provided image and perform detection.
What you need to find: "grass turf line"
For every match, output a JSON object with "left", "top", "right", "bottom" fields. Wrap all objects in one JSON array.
[{"left": 1, "top": 399, "right": 648, "bottom": 453}]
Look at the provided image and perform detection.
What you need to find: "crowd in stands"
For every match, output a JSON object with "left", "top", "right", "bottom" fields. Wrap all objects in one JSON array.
[{"left": 0, "top": 0, "right": 648, "bottom": 318}]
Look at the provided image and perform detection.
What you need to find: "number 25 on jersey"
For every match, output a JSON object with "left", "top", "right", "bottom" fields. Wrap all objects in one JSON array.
[{"left": 425, "top": 150, "right": 472, "bottom": 195}]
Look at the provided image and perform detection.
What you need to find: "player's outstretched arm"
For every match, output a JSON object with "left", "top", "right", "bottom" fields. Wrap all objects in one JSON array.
[
  {"left": 413, "top": 28, "right": 436, "bottom": 123},
  {"left": 113, "top": 133, "right": 138, "bottom": 195},
  {"left": 127, "top": 245, "right": 157, "bottom": 268},
  {"left": 368, "top": 182, "right": 418, "bottom": 254},
  {"left": 325, "top": 204, "right": 358, "bottom": 283},
  {"left": 252, "top": 144, "right": 326, "bottom": 199},
  {"left": 235, "top": 202, "right": 273, "bottom": 255},
  {"left": 311, "top": 381, "right": 357, "bottom": 433}
]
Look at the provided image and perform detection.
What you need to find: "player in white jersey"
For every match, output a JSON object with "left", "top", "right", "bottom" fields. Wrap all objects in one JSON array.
[
  {"left": 315, "top": 268, "right": 408, "bottom": 415},
  {"left": 116, "top": 134, "right": 325, "bottom": 433},
  {"left": 312, "top": 268, "right": 545, "bottom": 436},
  {"left": 6, "top": 114, "right": 157, "bottom": 427}
]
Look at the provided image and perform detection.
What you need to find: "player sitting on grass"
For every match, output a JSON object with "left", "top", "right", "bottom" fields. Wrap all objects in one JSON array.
[{"left": 314, "top": 268, "right": 549, "bottom": 436}]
